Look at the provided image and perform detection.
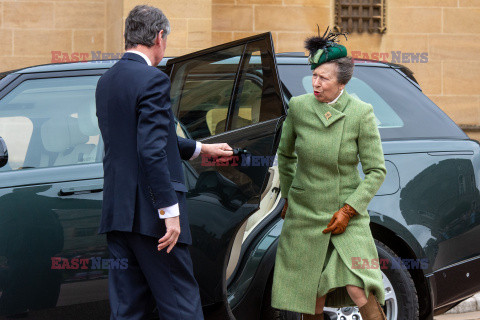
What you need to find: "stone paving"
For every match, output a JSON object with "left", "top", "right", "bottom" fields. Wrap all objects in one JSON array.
[
  {"left": 434, "top": 311, "right": 480, "bottom": 320},
  {"left": 434, "top": 293, "right": 480, "bottom": 320}
]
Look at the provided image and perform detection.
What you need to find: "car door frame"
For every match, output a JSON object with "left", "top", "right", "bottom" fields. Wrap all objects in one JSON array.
[{"left": 166, "top": 32, "right": 287, "bottom": 319}]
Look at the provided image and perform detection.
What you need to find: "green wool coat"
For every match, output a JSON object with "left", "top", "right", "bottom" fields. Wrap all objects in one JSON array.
[{"left": 271, "top": 90, "right": 387, "bottom": 314}]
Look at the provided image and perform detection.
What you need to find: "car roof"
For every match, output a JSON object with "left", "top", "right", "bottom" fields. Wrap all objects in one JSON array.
[
  {"left": 4, "top": 53, "right": 417, "bottom": 85},
  {"left": 9, "top": 54, "right": 396, "bottom": 72}
]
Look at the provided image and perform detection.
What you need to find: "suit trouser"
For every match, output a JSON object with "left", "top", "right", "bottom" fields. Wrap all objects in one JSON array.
[{"left": 107, "top": 231, "right": 204, "bottom": 320}]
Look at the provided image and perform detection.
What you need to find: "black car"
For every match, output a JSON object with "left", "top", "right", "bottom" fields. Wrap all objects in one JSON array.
[{"left": 0, "top": 33, "right": 479, "bottom": 320}]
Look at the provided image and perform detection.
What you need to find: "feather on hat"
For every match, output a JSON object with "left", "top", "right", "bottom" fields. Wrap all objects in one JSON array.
[{"left": 305, "top": 26, "right": 348, "bottom": 70}]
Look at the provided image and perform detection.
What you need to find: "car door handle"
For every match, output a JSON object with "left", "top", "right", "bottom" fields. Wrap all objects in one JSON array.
[
  {"left": 59, "top": 184, "right": 104, "bottom": 196},
  {"left": 232, "top": 148, "right": 249, "bottom": 155}
]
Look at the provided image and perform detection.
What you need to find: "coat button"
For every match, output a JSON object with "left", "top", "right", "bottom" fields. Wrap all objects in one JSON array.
[{"left": 160, "top": 210, "right": 165, "bottom": 215}]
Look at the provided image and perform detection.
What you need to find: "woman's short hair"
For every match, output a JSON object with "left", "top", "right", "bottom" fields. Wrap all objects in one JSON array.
[
  {"left": 329, "top": 57, "right": 354, "bottom": 85},
  {"left": 124, "top": 5, "right": 170, "bottom": 50}
]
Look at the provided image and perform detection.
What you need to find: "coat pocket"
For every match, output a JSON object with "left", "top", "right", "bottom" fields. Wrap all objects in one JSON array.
[{"left": 171, "top": 180, "right": 188, "bottom": 193}]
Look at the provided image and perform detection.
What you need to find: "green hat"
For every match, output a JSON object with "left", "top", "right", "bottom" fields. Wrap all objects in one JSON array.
[{"left": 305, "top": 26, "right": 348, "bottom": 70}]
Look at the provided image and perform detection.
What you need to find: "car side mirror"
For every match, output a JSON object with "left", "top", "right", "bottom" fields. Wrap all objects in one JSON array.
[{"left": 0, "top": 137, "right": 8, "bottom": 168}]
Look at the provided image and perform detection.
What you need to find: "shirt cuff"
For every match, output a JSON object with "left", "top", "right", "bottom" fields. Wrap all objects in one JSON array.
[
  {"left": 189, "top": 141, "right": 202, "bottom": 160},
  {"left": 158, "top": 203, "right": 180, "bottom": 219}
]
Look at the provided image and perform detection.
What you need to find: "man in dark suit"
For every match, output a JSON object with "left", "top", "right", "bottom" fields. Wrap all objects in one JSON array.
[{"left": 95, "top": 5, "right": 233, "bottom": 319}]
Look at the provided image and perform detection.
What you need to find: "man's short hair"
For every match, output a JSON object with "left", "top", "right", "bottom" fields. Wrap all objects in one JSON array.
[{"left": 124, "top": 5, "right": 170, "bottom": 50}]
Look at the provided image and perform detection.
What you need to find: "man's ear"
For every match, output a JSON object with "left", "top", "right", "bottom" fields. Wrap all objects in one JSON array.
[{"left": 156, "top": 30, "right": 164, "bottom": 46}]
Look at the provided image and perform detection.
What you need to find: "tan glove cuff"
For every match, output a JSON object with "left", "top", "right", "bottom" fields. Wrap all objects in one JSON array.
[{"left": 342, "top": 204, "right": 358, "bottom": 218}]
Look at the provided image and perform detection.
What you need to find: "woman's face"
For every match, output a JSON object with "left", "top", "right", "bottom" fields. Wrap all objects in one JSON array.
[{"left": 312, "top": 62, "right": 345, "bottom": 103}]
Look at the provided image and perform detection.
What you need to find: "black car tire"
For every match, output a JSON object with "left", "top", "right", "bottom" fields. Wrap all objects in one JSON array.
[
  {"left": 261, "top": 240, "right": 419, "bottom": 320},
  {"left": 375, "top": 239, "right": 419, "bottom": 320}
]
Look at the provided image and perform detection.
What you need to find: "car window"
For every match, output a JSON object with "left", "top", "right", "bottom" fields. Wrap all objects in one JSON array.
[
  {"left": 346, "top": 77, "right": 404, "bottom": 128},
  {"left": 170, "top": 41, "right": 283, "bottom": 140},
  {"left": 278, "top": 64, "right": 466, "bottom": 140},
  {"left": 0, "top": 76, "right": 102, "bottom": 171},
  {"left": 231, "top": 52, "right": 263, "bottom": 131},
  {"left": 170, "top": 45, "right": 243, "bottom": 140},
  {"left": 299, "top": 73, "right": 404, "bottom": 129}
]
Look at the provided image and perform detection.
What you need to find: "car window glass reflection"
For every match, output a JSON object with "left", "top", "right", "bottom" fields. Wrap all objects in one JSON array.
[
  {"left": 170, "top": 45, "right": 244, "bottom": 140},
  {"left": 299, "top": 74, "right": 404, "bottom": 129},
  {"left": 0, "top": 76, "right": 102, "bottom": 171},
  {"left": 230, "top": 50, "right": 263, "bottom": 131},
  {"left": 278, "top": 64, "right": 464, "bottom": 140},
  {"left": 231, "top": 45, "right": 283, "bottom": 132}
]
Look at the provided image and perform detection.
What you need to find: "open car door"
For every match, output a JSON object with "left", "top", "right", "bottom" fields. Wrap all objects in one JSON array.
[{"left": 166, "top": 32, "right": 286, "bottom": 319}]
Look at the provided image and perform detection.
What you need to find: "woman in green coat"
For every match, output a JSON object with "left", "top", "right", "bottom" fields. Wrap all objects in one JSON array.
[{"left": 271, "top": 29, "right": 388, "bottom": 320}]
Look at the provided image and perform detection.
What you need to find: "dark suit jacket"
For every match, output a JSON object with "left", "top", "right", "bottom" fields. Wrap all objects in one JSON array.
[{"left": 95, "top": 52, "right": 196, "bottom": 244}]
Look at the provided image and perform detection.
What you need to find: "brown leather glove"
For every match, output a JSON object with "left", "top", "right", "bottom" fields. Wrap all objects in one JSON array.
[
  {"left": 281, "top": 198, "right": 288, "bottom": 219},
  {"left": 322, "top": 204, "right": 358, "bottom": 235}
]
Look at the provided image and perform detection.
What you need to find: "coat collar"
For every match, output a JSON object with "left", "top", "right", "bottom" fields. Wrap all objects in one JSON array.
[
  {"left": 121, "top": 52, "right": 148, "bottom": 65},
  {"left": 310, "top": 90, "right": 349, "bottom": 127}
]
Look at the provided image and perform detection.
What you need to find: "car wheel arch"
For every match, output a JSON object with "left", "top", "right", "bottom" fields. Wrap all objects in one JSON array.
[{"left": 370, "top": 222, "right": 434, "bottom": 320}]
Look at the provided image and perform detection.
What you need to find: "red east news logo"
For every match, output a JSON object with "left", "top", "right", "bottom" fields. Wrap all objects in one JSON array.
[
  {"left": 51, "top": 51, "right": 90, "bottom": 63},
  {"left": 51, "top": 257, "right": 89, "bottom": 269}
]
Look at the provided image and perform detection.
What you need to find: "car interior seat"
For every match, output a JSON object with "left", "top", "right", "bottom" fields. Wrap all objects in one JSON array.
[
  {"left": 206, "top": 81, "right": 261, "bottom": 136},
  {"left": 206, "top": 108, "right": 254, "bottom": 136},
  {"left": 40, "top": 115, "right": 92, "bottom": 167},
  {"left": 77, "top": 101, "right": 101, "bottom": 162}
]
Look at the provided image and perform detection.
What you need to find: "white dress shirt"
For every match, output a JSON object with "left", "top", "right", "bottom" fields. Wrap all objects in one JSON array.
[{"left": 127, "top": 50, "right": 202, "bottom": 219}]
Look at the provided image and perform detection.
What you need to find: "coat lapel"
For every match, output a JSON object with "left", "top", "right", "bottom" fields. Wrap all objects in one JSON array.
[
  {"left": 310, "top": 91, "right": 349, "bottom": 128},
  {"left": 312, "top": 104, "right": 345, "bottom": 127}
]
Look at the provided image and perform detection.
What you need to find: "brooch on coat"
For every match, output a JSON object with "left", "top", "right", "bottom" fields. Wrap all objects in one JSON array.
[{"left": 325, "top": 111, "right": 332, "bottom": 120}]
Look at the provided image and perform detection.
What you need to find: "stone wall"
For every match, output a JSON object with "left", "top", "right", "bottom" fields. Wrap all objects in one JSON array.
[
  {"left": 211, "top": 0, "right": 480, "bottom": 141},
  {"left": 122, "top": 0, "right": 212, "bottom": 57},
  {"left": 0, "top": 0, "right": 478, "bottom": 140},
  {"left": 0, "top": 0, "right": 212, "bottom": 69},
  {"left": 0, "top": 0, "right": 107, "bottom": 71}
]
